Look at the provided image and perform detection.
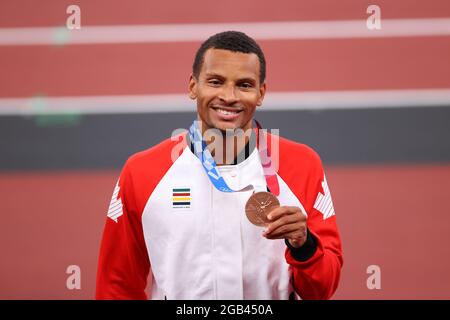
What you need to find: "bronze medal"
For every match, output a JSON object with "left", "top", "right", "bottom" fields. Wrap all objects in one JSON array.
[{"left": 245, "top": 191, "right": 280, "bottom": 226}]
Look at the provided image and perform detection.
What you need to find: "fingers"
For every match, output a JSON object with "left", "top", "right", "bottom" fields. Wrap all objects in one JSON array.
[
  {"left": 264, "top": 223, "right": 303, "bottom": 239},
  {"left": 266, "top": 206, "right": 299, "bottom": 221},
  {"left": 265, "top": 227, "right": 307, "bottom": 241},
  {"left": 263, "top": 213, "right": 299, "bottom": 235},
  {"left": 265, "top": 206, "right": 306, "bottom": 231},
  {"left": 262, "top": 206, "right": 307, "bottom": 241}
]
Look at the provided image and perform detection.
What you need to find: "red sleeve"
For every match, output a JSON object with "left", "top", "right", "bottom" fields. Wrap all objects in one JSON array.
[
  {"left": 278, "top": 139, "right": 343, "bottom": 300},
  {"left": 95, "top": 161, "right": 151, "bottom": 300},
  {"left": 286, "top": 209, "right": 343, "bottom": 300}
]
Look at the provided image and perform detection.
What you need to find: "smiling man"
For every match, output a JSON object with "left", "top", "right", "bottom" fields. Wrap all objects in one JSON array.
[
  {"left": 96, "top": 31, "right": 343, "bottom": 300},
  {"left": 190, "top": 45, "right": 264, "bottom": 132}
]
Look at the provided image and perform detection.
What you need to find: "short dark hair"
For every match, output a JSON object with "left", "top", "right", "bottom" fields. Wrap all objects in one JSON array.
[{"left": 192, "top": 31, "right": 266, "bottom": 84}]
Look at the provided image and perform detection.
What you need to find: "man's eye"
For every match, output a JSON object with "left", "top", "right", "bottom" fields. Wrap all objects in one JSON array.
[
  {"left": 208, "top": 80, "right": 221, "bottom": 85},
  {"left": 240, "top": 83, "right": 253, "bottom": 88}
]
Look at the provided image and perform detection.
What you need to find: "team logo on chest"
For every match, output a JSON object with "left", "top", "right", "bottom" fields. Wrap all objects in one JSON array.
[{"left": 172, "top": 187, "right": 191, "bottom": 209}]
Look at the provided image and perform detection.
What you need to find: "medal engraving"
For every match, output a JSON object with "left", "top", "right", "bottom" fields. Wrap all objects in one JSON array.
[{"left": 245, "top": 191, "right": 280, "bottom": 226}]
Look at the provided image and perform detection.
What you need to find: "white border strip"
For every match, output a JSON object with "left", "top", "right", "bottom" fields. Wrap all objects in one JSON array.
[
  {"left": 1, "top": 89, "right": 449, "bottom": 115},
  {"left": 1, "top": 18, "right": 449, "bottom": 46}
]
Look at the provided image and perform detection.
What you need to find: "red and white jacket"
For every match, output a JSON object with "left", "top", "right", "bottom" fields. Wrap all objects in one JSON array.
[{"left": 96, "top": 132, "right": 343, "bottom": 300}]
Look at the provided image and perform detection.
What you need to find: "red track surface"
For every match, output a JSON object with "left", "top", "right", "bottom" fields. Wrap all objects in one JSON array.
[
  {"left": 0, "top": 0, "right": 449, "bottom": 27},
  {"left": 1, "top": 165, "right": 450, "bottom": 299},
  {"left": 1, "top": 37, "right": 450, "bottom": 97}
]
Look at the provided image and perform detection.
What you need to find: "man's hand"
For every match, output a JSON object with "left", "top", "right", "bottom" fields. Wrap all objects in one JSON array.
[{"left": 262, "top": 206, "right": 307, "bottom": 248}]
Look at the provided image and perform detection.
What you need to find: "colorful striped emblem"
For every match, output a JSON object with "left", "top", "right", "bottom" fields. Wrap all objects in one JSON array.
[{"left": 172, "top": 188, "right": 191, "bottom": 208}]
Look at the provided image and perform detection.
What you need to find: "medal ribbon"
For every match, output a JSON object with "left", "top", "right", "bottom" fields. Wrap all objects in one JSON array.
[{"left": 188, "top": 119, "right": 280, "bottom": 196}]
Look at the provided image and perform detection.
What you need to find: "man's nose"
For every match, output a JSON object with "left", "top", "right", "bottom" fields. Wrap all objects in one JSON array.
[{"left": 219, "top": 84, "right": 238, "bottom": 105}]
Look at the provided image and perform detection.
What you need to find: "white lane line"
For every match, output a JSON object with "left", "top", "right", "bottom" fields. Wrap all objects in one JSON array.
[{"left": 0, "top": 18, "right": 449, "bottom": 46}]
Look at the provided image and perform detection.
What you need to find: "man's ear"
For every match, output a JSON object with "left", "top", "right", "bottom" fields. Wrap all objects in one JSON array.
[
  {"left": 256, "top": 82, "right": 266, "bottom": 106},
  {"left": 188, "top": 74, "right": 197, "bottom": 100}
]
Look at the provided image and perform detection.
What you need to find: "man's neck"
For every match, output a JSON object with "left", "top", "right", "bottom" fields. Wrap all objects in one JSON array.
[
  {"left": 190, "top": 122, "right": 256, "bottom": 165},
  {"left": 212, "top": 132, "right": 252, "bottom": 166}
]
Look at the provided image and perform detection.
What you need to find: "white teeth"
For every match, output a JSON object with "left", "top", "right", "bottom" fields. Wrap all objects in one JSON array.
[{"left": 217, "top": 108, "right": 238, "bottom": 115}]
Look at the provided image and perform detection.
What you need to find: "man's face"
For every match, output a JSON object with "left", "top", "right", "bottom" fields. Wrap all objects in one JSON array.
[{"left": 189, "top": 48, "right": 266, "bottom": 133}]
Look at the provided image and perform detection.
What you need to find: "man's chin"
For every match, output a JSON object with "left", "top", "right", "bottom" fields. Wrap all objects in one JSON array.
[
  {"left": 219, "top": 125, "right": 251, "bottom": 135},
  {"left": 211, "top": 120, "right": 241, "bottom": 132}
]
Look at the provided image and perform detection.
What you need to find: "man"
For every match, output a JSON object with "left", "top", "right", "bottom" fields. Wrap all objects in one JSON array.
[{"left": 96, "top": 31, "right": 343, "bottom": 300}]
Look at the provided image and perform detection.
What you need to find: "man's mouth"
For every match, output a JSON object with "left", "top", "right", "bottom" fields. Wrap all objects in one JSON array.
[
  {"left": 215, "top": 108, "right": 241, "bottom": 116},
  {"left": 211, "top": 106, "right": 243, "bottom": 121}
]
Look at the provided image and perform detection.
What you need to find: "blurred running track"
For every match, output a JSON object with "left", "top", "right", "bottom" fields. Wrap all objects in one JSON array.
[{"left": 0, "top": 0, "right": 449, "bottom": 299}]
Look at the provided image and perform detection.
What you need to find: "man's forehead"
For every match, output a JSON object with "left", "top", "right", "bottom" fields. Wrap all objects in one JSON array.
[{"left": 201, "top": 48, "right": 260, "bottom": 78}]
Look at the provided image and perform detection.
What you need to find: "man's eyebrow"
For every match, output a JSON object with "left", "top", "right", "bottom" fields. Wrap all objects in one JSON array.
[
  {"left": 205, "top": 72, "right": 225, "bottom": 78},
  {"left": 237, "top": 77, "right": 257, "bottom": 84},
  {"left": 205, "top": 73, "right": 257, "bottom": 83}
]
